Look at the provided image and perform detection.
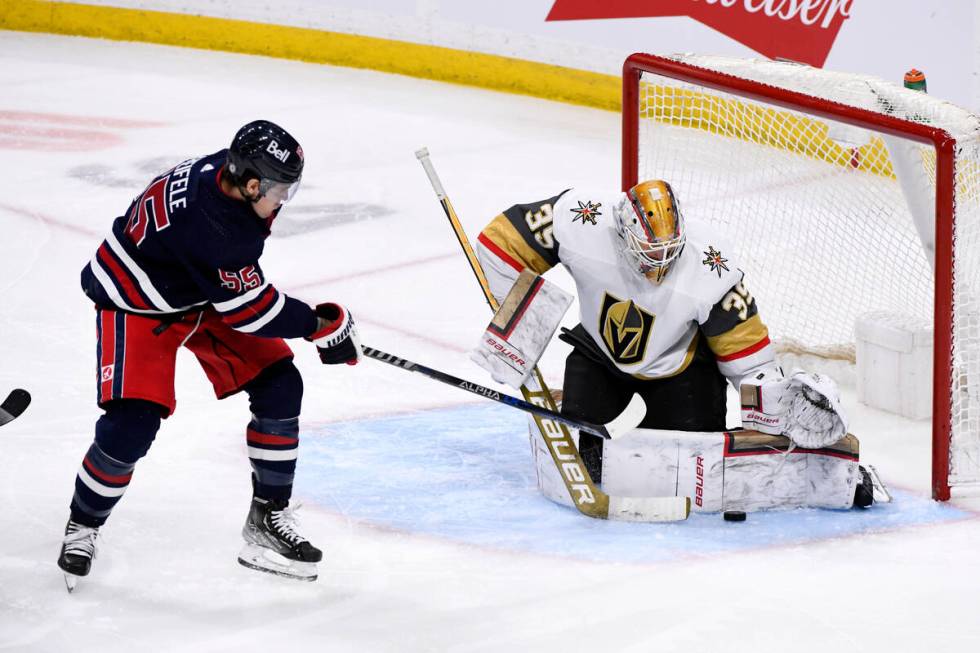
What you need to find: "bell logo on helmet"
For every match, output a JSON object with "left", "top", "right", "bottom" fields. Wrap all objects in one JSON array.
[
  {"left": 266, "top": 140, "right": 291, "bottom": 164},
  {"left": 229, "top": 121, "right": 304, "bottom": 188}
]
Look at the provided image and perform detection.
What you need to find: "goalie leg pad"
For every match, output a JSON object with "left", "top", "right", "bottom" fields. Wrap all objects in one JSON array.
[
  {"left": 531, "top": 426, "right": 862, "bottom": 512},
  {"left": 721, "top": 433, "right": 860, "bottom": 511},
  {"left": 528, "top": 416, "right": 578, "bottom": 509}
]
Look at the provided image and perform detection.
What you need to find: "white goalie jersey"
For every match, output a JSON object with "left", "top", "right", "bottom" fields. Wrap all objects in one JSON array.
[
  {"left": 476, "top": 188, "right": 869, "bottom": 513},
  {"left": 476, "top": 188, "right": 775, "bottom": 385}
]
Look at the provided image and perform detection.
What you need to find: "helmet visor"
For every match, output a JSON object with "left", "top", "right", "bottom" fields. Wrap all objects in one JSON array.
[{"left": 259, "top": 177, "right": 301, "bottom": 204}]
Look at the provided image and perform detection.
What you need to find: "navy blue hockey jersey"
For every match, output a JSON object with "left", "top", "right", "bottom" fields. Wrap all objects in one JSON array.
[{"left": 81, "top": 150, "right": 317, "bottom": 339}]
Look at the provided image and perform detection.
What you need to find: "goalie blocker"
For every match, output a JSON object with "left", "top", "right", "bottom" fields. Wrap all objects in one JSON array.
[{"left": 470, "top": 269, "right": 573, "bottom": 389}]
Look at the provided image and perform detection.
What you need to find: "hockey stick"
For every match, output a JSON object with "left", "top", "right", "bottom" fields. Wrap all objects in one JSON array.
[
  {"left": 415, "top": 148, "right": 690, "bottom": 523},
  {"left": 363, "top": 346, "right": 645, "bottom": 440},
  {"left": 0, "top": 389, "right": 31, "bottom": 427}
]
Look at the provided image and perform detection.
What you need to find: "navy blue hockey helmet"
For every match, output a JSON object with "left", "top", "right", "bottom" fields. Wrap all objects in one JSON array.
[{"left": 227, "top": 120, "right": 304, "bottom": 202}]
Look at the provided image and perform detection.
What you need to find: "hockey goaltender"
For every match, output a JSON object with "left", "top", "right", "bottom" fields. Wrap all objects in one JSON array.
[{"left": 470, "top": 179, "right": 890, "bottom": 516}]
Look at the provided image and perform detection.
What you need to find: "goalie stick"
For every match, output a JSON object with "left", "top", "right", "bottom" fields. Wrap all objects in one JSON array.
[
  {"left": 0, "top": 389, "right": 30, "bottom": 427},
  {"left": 415, "top": 147, "right": 690, "bottom": 523},
  {"left": 363, "top": 346, "right": 645, "bottom": 440},
  {"left": 366, "top": 346, "right": 686, "bottom": 521}
]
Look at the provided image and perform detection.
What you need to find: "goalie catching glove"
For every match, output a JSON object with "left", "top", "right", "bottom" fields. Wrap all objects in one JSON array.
[
  {"left": 740, "top": 368, "right": 848, "bottom": 449},
  {"left": 307, "top": 302, "right": 361, "bottom": 365}
]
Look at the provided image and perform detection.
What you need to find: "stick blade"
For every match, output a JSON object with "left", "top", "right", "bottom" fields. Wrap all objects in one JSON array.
[
  {"left": 603, "top": 392, "right": 646, "bottom": 440},
  {"left": 0, "top": 388, "right": 30, "bottom": 425},
  {"left": 608, "top": 495, "right": 691, "bottom": 522}
]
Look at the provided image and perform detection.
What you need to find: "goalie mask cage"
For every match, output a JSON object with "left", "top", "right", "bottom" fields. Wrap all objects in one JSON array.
[{"left": 623, "top": 53, "right": 980, "bottom": 501}]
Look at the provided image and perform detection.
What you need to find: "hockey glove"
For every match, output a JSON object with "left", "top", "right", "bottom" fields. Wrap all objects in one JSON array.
[
  {"left": 741, "top": 368, "right": 848, "bottom": 448},
  {"left": 307, "top": 303, "right": 361, "bottom": 365},
  {"left": 783, "top": 371, "right": 848, "bottom": 448}
]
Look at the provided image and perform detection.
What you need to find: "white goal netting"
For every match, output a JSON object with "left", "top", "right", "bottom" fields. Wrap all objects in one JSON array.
[{"left": 629, "top": 54, "right": 980, "bottom": 495}]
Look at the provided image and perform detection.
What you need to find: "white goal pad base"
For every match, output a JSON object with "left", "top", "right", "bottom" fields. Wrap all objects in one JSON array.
[{"left": 529, "top": 422, "right": 860, "bottom": 513}]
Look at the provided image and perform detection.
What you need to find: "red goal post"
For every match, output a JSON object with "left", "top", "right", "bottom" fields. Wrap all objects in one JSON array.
[{"left": 622, "top": 53, "right": 980, "bottom": 500}]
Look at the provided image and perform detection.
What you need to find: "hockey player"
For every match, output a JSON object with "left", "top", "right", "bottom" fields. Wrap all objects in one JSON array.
[
  {"left": 476, "top": 180, "right": 877, "bottom": 507},
  {"left": 58, "top": 120, "right": 359, "bottom": 588}
]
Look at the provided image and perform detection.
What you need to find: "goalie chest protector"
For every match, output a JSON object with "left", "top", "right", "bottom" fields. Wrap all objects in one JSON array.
[{"left": 551, "top": 189, "right": 744, "bottom": 379}]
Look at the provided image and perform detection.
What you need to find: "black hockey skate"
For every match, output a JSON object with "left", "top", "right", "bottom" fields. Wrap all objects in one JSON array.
[
  {"left": 854, "top": 464, "right": 892, "bottom": 508},
  {"left": 57, "top": 519, "right": 99, "bottom": 593},
  {"left": 238, "top": 496, "right": 322, "bottom": 581}
]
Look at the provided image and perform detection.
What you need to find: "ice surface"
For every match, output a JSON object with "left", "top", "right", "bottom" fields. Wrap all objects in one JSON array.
[
  {"left": 1, "top": 31, "right": 979, "bottom": 652},
  {"left": 304, "top": 404, "right": 969, "bottom": 562}
]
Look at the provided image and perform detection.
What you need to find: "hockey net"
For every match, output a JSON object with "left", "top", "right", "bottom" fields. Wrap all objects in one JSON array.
[{"left": 623, "top": 53, "right": 980, "bottom": 500}]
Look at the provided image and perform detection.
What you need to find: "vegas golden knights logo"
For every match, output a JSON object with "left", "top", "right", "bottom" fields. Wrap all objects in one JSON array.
[{"left": 598, "top": 293, "right": 655, "bottom": 364}]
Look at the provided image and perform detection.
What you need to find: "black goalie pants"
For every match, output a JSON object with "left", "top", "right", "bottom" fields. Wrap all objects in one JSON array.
[{"left": 560, "top": 333, "right": 728, "bottom": 484}]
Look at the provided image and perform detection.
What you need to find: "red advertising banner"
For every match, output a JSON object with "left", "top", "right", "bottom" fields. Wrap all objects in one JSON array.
[{"left": 546, "top": 0, "right": 854, "bottom": 67}]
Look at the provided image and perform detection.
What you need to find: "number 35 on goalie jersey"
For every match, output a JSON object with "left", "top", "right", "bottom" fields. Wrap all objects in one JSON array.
[
  {"left": 475, "top": 188, "right": 774, "bottom": 381},
  {"left": 476, "top": 192, "right": 566, "bottom": 301}
]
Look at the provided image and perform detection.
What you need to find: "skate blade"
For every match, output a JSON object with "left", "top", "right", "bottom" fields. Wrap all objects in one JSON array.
[
  {"left": 64, "top": 573, "right": 79, "bottom": 593},
  {"left": 866, "top": 465, "right": 892, "bottom": 503},
  {"left": 237, "top": 543, "right": 317, "bottom": 582}
]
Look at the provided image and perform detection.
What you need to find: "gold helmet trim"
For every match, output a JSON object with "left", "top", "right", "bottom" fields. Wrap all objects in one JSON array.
[{"left": 615, "top": 180, "right": 686, "bottom": 282}]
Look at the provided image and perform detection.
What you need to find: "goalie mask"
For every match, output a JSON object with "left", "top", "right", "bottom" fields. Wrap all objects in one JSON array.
[{"left": 614, "top": 180, "right": 686, "bottom": 282}]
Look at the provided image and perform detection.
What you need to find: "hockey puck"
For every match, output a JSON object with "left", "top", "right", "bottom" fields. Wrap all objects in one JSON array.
[{"left": 723, "top": 510, "right": 747, "bottom": 522}]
